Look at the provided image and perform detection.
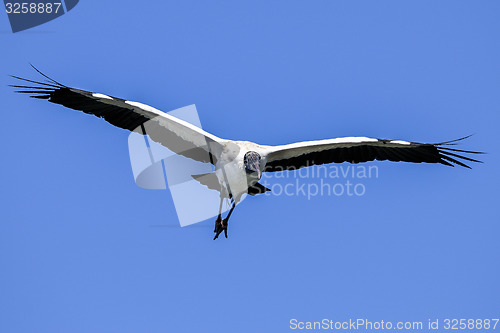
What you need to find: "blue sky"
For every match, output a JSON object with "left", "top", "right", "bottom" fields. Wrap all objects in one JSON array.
[{"left": 1, "top": 1, "right": 499, "bottom": 332}]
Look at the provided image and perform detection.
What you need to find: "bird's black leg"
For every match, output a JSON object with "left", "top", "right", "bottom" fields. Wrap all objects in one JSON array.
[
  {"left": 214, "top": 196, "right": 226, "bottom": 240},
  {"left": 214, "top": 215, "right": 221, "bottom": 233},
  {"left": 213, "top": 196, "right": 236, "bottom": 240},
  {"left": 214, "top": 196, "right": 224, "bottom": 234},
  {"left": 222, "top": 200, "right": 236, "bottom": 238}
]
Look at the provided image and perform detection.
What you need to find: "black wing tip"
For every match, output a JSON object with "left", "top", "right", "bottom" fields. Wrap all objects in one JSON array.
[
  {"left": 434, "top": 134, "right": 475, "bottom": 146},
  {"left": 9, "top": 75, "right": 60, "bottom": 89},
  {"left": 433, "top": 135, "right": 484, "bottom": 168},
  {"left": 9, "top": 66, "right": 68, "bottom": 99},
  {"left": 28, "top": 63, "right": 66, "bottom": 87},
  {"left": 9, "top": 65, "right": 66, "bottom": 91},
  {"left": 438, "top": 146, "right": 486, "bottom": 155}
]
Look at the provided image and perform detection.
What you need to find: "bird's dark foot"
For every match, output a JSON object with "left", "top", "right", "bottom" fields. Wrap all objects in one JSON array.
[
  {"left": 213, "top": 217, "right": 228, "bottom": 240},
  {"left": 214, "top": 215, "right": 221, "bottom": 233}
]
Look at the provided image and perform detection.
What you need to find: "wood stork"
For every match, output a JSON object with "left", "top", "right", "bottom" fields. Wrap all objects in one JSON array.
[{"left": 11, "top": 67, "right": 482, "bottom": 239}]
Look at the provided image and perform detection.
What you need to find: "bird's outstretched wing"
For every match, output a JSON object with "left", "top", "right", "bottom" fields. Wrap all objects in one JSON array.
[
  {"left": 11, "top": 67, "right": 225, "bottom": 164},
  {"left": 264, "top": 136, "right": 483, "bottom": 172}
]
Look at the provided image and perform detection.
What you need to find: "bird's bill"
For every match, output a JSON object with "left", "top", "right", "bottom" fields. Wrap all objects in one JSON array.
[{"left": 245, "top": 159, "right": 262, "bottom": 179}]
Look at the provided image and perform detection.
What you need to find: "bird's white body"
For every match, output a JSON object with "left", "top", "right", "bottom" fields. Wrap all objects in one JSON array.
[{"left": 214, "top": 141, "right": 268, "bottom": 201}]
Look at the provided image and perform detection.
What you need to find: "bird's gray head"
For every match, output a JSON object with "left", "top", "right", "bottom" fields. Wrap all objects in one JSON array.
[{"left": 244, "top": 151, "right": 262, "bottom": 179}]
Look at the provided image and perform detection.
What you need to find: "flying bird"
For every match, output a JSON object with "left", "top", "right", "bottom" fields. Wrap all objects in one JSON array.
[{"left": 11, "top": 67, "right": 483, "bottom": 239}]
